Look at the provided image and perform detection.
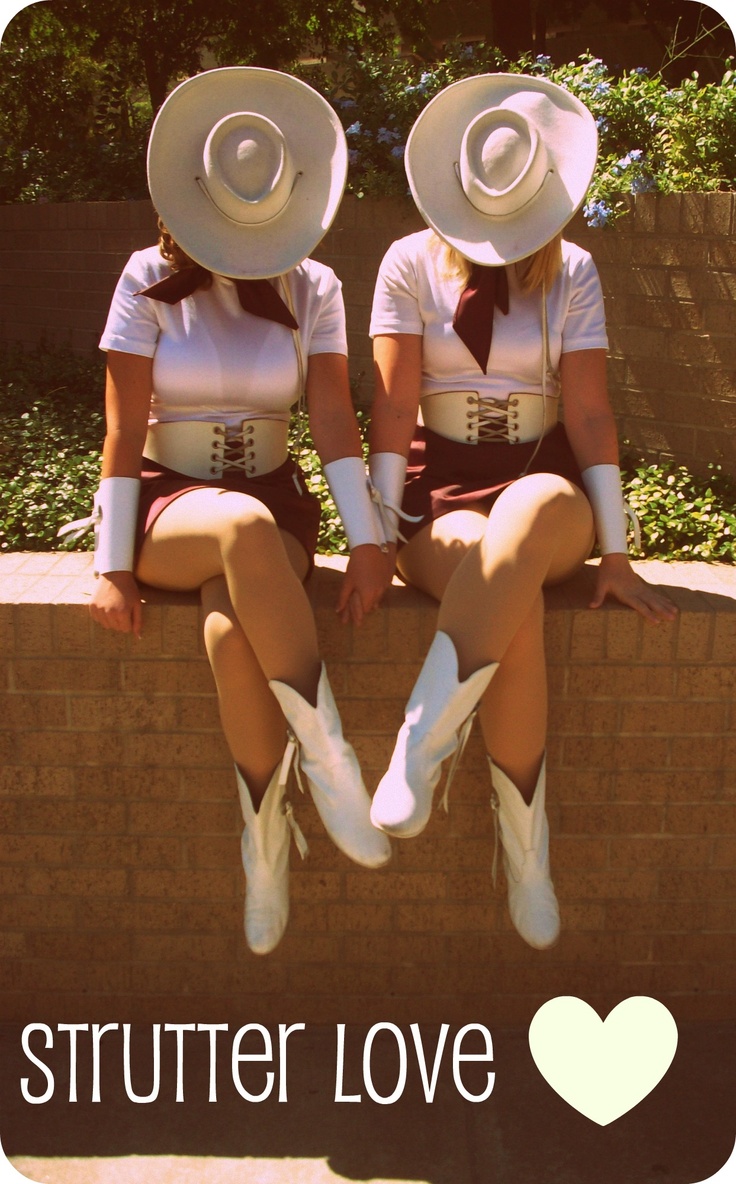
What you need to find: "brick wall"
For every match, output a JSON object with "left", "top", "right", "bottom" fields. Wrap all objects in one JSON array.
[
  {"left": 1, "top": 552, "right": 734, "bottom": 1027},
  {"left": 0, "top": 193, "right": 734, "bottom": 477}
]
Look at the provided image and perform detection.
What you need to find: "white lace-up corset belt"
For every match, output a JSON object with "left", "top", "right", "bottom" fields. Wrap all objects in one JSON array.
[
  {"left": 143, "top": 419, "right": 289, "bottom": 479},
  {"left": 420, "top": 390, "right": 559, "bottom": 445}
]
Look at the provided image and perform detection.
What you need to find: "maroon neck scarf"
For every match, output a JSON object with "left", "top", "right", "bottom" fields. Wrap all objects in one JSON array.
[
  {"left": 452, "top": 264, "right": 509, "bottom": 374},
  {"left": 136, "top": 264, "right": 299, "bottom": 330}
]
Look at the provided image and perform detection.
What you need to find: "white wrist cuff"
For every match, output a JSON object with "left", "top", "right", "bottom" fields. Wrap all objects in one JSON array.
[
  {"left": 323, "top": 457, "right": 384, "bottom": 551},
  {"left": 368, "top": 452, "right": 408, "bottom": 544},
  {"left": 93, "top": 477, "right": 141, "bottom": 576},
  {"left": 581, "top": 464, "right": 628, "bottom": 555}
]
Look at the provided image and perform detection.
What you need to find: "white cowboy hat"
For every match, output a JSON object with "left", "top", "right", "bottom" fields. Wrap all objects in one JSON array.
[
  {"left": 405, "top": 73, "right": 598, "bottom": 266},
  {"left": 147, "top": 67, "right": 348, "bottom": 279}
]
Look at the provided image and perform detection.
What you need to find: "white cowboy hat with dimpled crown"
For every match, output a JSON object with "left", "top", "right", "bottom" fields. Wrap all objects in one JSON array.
[
  {"left": 405, "top": 73, "right": 598, "bottom": 266},
  {"left": 147, "top": 67, "right": 348, "bottom": 279}
]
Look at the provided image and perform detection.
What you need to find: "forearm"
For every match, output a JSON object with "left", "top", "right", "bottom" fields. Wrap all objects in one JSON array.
[
  {"left": 368, "top": 333, "right": 422, "bottom": 458},
  {"left": 564, "top": 409, "right": 620, "bottom": 472},
  {"left": 100, "top": 426, "right": 148, "bottom": 478}
]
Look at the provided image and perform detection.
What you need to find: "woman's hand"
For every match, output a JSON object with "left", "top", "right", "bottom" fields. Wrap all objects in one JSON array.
[
  {"left": 590, "top": 553, "right": 678, "bottom": 624},
  {"left": 336, "top": 544, "right": 394, "bottom": 626},
  {"left": 90, "top": 571, "right": 143, "bottom": 638}
]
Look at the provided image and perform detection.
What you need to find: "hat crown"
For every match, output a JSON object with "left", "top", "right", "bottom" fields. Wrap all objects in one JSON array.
[
  {"left": 480, "top": 123, "right": 530, "bottom": 190},
  {"left": 202, "top": 111, "right": 294, "bottom": 225},
  {"left": 460, "top": 106, "right": 548, "bottom": 218}
]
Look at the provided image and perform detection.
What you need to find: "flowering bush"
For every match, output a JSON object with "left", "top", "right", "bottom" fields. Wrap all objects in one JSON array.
[{"left": 300, "top": 47, "right": 736, "bottom": 226}]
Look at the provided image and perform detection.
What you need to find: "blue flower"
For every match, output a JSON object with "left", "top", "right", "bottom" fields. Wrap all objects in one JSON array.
[
  {"left": 391, "top": 144, "right": 406, "bottom": 159},
  {"left": 583, "top": 198, "right": 612, "bottom": 228},
  {"left": 377, "top": 127, "right": 401, "bottom": 144},
  {"left": 348, "top": 149, "right": 360, "bottom": 166},
  {"left": 346, "top": 121, "right": 362, "bottom": 136},
  {"left": 594, "top": 81, "right": 611, "bottom": 96},
  {"left": 336, "top": 97, "right": 357, "bottom": 110},
  {"left": 596, "top": 116, "right": 610, "bottom": 134},
  {"left": 630, "top": 174, "right": 656, "bottom": 194},
  {"left": 631, "top": 66, "right": 649, "bottom": 76}
]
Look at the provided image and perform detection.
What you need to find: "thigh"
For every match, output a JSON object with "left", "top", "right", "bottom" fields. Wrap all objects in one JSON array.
[
  {"left": 136, "top": 488, "right": 309, "bottom": 590},
  {"left": 396, "top": 506, "right": 488, "bottom": 601},
  {"left": 487, "top": 473, "right": 594, "bottom": 585}
]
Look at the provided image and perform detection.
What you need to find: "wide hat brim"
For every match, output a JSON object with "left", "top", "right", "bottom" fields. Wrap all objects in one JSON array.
[
  {"left": 147, "top": 68, "right": 347, "bottom": 279},
  {"left": 405, "top": 73, "right": 598, "bottom": 266}
]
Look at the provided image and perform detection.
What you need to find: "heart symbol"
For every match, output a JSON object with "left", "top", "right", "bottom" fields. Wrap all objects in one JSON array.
[{"left": 528, "top": 995, "right": 678, "bottom": 1125}]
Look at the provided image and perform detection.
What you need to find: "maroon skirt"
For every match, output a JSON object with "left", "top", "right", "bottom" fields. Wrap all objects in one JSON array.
[
  {"left": 135, "top": 455, "right": 322, "bottom": 571},
  {"left": 399, "top": 422, "right": 586, "bottom": 547}
]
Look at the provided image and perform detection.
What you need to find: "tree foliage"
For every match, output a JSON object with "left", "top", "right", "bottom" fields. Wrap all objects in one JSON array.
[{"left": 0, "top": 0, "right": 433, "bottom": 203}]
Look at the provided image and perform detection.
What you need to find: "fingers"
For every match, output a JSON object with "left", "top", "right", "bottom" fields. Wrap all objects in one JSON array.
[{"left": 591, "top": 577, "right": 678, "bottom": 625}]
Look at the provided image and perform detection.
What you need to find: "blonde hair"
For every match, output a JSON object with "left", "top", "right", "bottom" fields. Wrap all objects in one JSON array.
[
  {"left": 157, "top": 217, "right": 213, "bottom": 287},
  {"left": 431, "top": 232, "right": 563, "bottom": 293}
]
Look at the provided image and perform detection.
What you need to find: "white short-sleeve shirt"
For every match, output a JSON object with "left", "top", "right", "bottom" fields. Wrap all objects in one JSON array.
[
  {"left": 369, "top": 229, "right": 608, "bottom": 403},
  {"left": 100, "top": 246, "right": 347, "bottom": 428}
]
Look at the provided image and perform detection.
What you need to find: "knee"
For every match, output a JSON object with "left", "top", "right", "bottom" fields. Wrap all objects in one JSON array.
[
  {"left": 203, "top": 606, "right": 248, "bottom": 667},
  {"left": 219, "top": 496, "right": 281, "bottom": 564},
  {"left": 491, "top": 475, "right": 591, "bottom": 541}
]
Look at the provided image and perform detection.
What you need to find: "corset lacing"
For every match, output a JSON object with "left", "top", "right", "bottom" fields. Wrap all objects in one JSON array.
[
  {"left": 211, "top": 423, "right": 256, "bottom": 476},
  {"left": 466, "top": 395, "right": 519, "bottom": 443}
]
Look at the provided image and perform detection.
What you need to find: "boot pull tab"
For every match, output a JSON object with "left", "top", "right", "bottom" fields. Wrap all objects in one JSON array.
[
  {"left": 490, "top": 790, "right": 500, "bottom": 889},
  {"left": 439, "top": 707, "right": 478, "bottom": 814},
  {"left": 280, "top": 729, "right": 307, "bottom": 796},
  {"left": 283, "top": 799, "right": 310, "bottom": 860}
]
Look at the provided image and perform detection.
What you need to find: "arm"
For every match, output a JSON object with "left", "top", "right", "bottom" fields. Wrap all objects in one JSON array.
[
  {"left": 88, "top": 350, "right": 153, "bottom": 638},
  {"left": 561, "top": 349, "right": 676, "bottom": 623},
  {"left": 305, "top": 351, "right": 390, "bottom": 626},
  {"left": 368, "top": 333, "right": 423, "bottom": 564}
]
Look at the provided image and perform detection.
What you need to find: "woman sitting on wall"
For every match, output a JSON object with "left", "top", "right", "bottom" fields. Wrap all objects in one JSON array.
[
  {"left": 69, "top": 68, "right": 392, "bottom": 956},
  {"left": 366, "top": 73, "right": 676, "bottom": 949}
]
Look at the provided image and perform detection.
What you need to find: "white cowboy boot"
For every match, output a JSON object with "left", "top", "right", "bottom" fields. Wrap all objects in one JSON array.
[
  {"left": 268, "top": 665, "right": 392, "bottom": 869},
  {"left": 489, "top": 755, "right": 560, "bottom": 950},
  {"left": 236, "top": 757, "right": 308, "bottom": 956},
  {"left": 371, "top": 631, "right": 499, "bottom": 838}
]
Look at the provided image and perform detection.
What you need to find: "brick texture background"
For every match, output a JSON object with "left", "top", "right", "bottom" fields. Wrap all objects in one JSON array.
[
  {"left": 0, "top": 553, "right": 734, "bottom": 1027},
  {"left": 0, "top": 193, "right": 734, "bottom": 477}
]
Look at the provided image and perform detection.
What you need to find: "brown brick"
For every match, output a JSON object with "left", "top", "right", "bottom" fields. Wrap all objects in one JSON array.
[
  {"left": 3, "top": 694, "right": 67, "bottom": 729},
  {"left": 658, "top": 869, "right": 736, "bottom": 899},
  {"left": 133, "top": 869, "right": 236, "bottom": 901},
  {"left": 345, "top": 870, "right": 444, "bottom": 901},
  {"left": 665, "top": 803, "right": 736, "bottom": 835},
  {"left": 606, "top": 900, "right": 707, "bottom": 932},
  {"left": 394, "top": 901, "right": 498, "bottom": 932},
  {"left": 127, "top": 800, "right": 236, "bottom": 835},
  {"left": 619, "top": 700, "right": 725, "bottom": 736},
  {"left": 557, "top": 800, "right": 664, "bottom": 837},
  {"left": 676, "top": 666, "right": 736, "bottom": 698},
  {"left": 609, "top": 835, "right": 711, "bottom": 869},
  {"left": 567, "top": 665, "right": 673, "bottom": 698},
  {"left": 13, "top": 658, "right": 121, "bottom": 692},
  {"left": 713, "top": 613, "right": 736, "bottom": 661},
  {"left": 122, "top": 659, "right": 214, "bottom": 694}
]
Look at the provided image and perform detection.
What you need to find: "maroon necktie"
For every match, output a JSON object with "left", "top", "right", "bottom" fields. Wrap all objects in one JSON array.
[
  {"left": 136, "top": 264, "right": 299, "bottom": 330},
  {"left": 452, "top": 264, "right": 509, "bottom": 374}
]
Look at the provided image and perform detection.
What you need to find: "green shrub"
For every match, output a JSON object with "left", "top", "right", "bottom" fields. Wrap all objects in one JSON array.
[
  {"left": 621, "top": 455, "right": 736, "bottom": 562},
  {"left": 300, "top": 47, "right": 736, "bottom": 226},
  {"left": 0, "top": 345, "right": 105, "bottom": 552}
]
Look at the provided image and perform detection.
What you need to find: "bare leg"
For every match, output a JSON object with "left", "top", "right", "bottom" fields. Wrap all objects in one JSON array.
[
  {"left": 136, "top": 489, "right": 389, "bottom": 869},
  {"left": 201, "top": 576, "right": 287, "bottom": 804},
  {"left": 397, "top": 474, "right": 594, "bottom": 800},
  {"left": 137, "top": 489, "right": 321, "bottom": 703}
]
